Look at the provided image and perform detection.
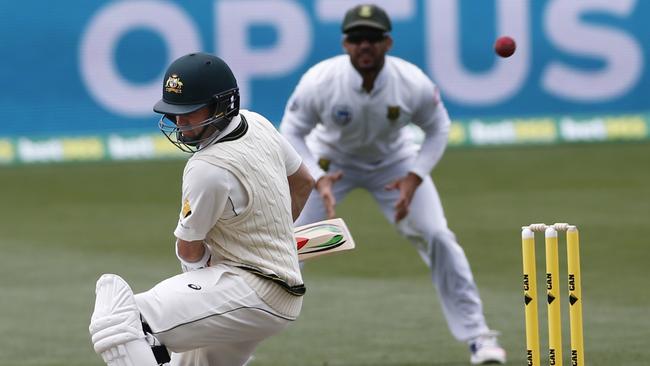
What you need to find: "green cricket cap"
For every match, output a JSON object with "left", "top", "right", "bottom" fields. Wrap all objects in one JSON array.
[{"left": 341, "top": 4, "right": 392, "bottom": 33}]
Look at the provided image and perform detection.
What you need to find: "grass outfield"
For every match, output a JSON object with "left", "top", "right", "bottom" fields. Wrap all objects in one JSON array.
[{"left": 1, "top": 142, "right": 649, "bottom": 365}]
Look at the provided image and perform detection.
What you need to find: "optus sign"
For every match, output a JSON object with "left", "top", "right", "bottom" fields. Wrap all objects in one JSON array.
[{"left": 2, "top": 0, "right": 649, "bottom": 135}]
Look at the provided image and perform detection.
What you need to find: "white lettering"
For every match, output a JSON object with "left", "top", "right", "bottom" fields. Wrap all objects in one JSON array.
[
  {"left": 80, "top": 1, "right": 201, "bottom": 117},
  {"left": 17, "top": 139, "right": 63, "bottom": 163},
  {"left": 427, "top": 0, "right": 530, "bottom": 105},
  {"left": 543, "top": 0, "right": 642, "bottom": 101},
  {"left": 216, "top": 0, "right": 311, "bottom": 107},
  {"left": 107, "top": 135, "right": 155, "bottom": 160},
  {"left": 560, "top": 117, "right": 606, "bottom": 141},
  {"left": 469, "top": 119, "right": 516, "bottom": 145}
]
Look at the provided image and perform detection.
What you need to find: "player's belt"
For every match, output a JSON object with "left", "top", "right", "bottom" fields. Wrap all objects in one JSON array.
[{"left": 237, "top": 266, "right": 306, "bottom": 296}]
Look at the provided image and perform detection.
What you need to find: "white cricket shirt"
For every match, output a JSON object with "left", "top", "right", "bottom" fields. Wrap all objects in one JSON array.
[
  {"left": 173, "top": 110, "right": 306, "bottom": 316},
  {"left": 175, "top": 111, "right": 302, "bottom": 242},
  {"left": 280, "top": 54, "right": 451, "bottom": 181}
]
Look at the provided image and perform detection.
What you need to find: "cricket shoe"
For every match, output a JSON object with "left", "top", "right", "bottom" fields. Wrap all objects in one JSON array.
[{"left": 468, "top": 330, "right": 506, "bottom": 364}]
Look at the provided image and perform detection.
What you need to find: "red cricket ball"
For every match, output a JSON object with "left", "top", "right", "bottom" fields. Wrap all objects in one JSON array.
[{"left": 494, "top": 36, "right": 516, "bottom": 58}]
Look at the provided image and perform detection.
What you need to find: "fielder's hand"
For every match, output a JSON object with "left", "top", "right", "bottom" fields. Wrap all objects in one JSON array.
[
  {"left": 385, "top": 172, "right": 422, "bottom": 222},
  {"left": 316, "top": 171, "right": 343, "bottom": 219}
]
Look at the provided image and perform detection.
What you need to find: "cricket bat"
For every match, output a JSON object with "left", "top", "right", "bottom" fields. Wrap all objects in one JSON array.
[{"left": 295, "top": 218, "right": 355, "bottom": 260}]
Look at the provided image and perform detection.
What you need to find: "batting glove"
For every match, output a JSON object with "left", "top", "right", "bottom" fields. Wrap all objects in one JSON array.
[{"left": 175, "top": 240, "right": 211, "bottom": 272}]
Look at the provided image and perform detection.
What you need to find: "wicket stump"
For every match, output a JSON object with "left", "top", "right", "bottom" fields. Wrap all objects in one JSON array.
[{"left": 521, "top": 223, "right": 584, "bottom": 366}]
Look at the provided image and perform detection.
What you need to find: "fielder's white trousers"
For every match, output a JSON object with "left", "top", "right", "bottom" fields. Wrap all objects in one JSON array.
[
  {"left": 134, "top": 264, "right": 295, "bottom": 366},
  {"left": 296, "top": 156, "right": 490, "bottom": 342}
]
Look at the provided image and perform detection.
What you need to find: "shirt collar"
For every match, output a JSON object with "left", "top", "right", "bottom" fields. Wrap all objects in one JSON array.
[
  {"left": 196, "top": 114, "right": 242, "bottom": 150},
  {"left": 215, "top": 114, "right": 241, "bottom": 142},
  {"left": 346, "top": 57, "right": 388, "bottom": 94}
]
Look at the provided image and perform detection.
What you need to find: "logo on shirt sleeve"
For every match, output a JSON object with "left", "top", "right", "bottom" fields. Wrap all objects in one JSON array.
[
  {"left": 182, "top": 198, "right": 192, "bottom": 218},
  {"left": 387, "top": 105, "right": 401, "bottom": 121}
]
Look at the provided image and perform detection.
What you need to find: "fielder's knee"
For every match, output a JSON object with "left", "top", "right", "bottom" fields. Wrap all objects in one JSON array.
[
  {"left": 430, "top": 229, "right": 457, "bottom": 246},
  {"left": 89, "top": 274, "right": 168, "bottom": 366}
]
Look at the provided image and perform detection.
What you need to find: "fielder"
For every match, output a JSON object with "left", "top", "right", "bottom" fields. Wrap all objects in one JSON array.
[
  {"left": 89, "top": 52, "right": 315, "bottom": 365},
  {"left": 280, "top": 4, "right": 506, "bottom": 364}
]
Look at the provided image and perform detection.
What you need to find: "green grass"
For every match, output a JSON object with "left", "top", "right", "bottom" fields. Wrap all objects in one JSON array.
[{"left": 1, "top": 142, "right": 649, "bottom": 365}]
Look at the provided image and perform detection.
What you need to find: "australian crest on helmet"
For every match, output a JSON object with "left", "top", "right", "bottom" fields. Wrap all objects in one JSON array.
[{"left": 165, "top": 74, "right": 184, "bottom": 94}]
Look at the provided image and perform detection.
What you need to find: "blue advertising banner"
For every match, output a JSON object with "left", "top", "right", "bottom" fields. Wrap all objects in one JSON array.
[{"left": 1, "top": 0, "right": 649, "bottom": 138}]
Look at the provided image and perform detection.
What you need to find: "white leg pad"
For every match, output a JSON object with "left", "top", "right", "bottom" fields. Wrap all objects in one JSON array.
[{"left": 89, "top": 274, "right": 158, "bottom": 366}]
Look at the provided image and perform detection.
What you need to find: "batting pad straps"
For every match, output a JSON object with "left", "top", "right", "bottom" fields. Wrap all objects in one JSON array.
[
  {"left": 176, "top": 240, "right": 211, "bottom": 272},
  {"left": 142, "top": 322, "right": 171, "bottom": 365}
]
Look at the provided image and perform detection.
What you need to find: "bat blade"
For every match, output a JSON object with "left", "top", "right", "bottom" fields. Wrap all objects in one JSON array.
[{"left": 295, "top": 218, "right": 355, "bottom": 260}]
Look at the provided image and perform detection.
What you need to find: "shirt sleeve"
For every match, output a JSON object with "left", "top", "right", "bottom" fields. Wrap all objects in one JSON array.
[
  {"left": 278, "top": 133, "right": 303, "bottom": 176},
  {"left": 279, "top": 73, "right": 327, "bottom": 182},
  {"left": 174, "top": 159, "right": 232, "bottom": 241},
  {"left": 409, "top": 78, "right": 451, "bottom": 180}
]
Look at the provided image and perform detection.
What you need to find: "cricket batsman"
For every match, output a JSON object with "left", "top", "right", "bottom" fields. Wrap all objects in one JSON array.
[{"left": 89, "top": 52, "right": 314, "bottom": 365}]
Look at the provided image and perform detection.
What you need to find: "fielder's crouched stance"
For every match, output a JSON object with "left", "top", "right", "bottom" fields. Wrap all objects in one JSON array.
[
  {"left": 279, "top": 4, "right": 506, "bottom": 364},
  {"left": 90, "top": 52, "right": 315, "bottom": 365}
]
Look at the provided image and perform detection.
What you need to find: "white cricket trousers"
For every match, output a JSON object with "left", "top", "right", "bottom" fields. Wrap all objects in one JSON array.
[
  {"left": 134, "top": 264, "right": 296, "bottom": 366},
  {"left": 296, "top": 156, "right": 490, "bottom": 342}
]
